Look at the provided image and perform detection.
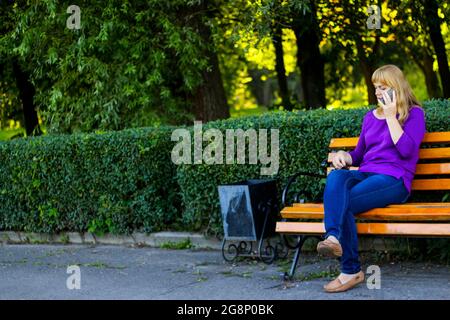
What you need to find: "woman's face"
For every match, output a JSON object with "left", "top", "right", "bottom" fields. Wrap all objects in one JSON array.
[{"left": 373, "top": 82, "right": 388, "bottom": 101}]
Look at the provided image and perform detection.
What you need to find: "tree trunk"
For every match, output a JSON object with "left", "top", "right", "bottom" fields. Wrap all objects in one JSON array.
[
  {"left": 191, "top": 48, "right": 230, "bottom": 122},
  {"left": 247, "top": 68, "right": 274, "bottom": 107},
  {"left": 12, "top": 59, "right": 42, "bottom": 136},
  {"left": 409, "top": 48, "right": 442, "bottom": 98},
  {"left": 187, "top": 3, "right": 229, "bottom": 122},
  {"left": 421, "top": 53, "right": 442, "bottom": 98},
  {"left": 272, "top": 26, "right": 292, "bottom": 111},
  {"left": 342, "top": 0, "right": 380, "bottom": 105},
  {"left": 292, "top": 2, "right": 326, "bottom": 109},
  {"left": 423, "top": 0, "right": 450, "bottom": 97},
  {"left": 355, "top": 38, "right": 377, "bottom": 105},
  {"left": 359, "top": 59, "right": 377, "bottom": 105}
]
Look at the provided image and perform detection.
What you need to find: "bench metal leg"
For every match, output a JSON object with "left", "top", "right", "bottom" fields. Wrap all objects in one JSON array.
[{"left": 283, "top": 235, "right": 309, "bottom": 281}]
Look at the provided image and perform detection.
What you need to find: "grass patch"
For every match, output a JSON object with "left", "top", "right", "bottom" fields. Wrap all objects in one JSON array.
[
  {"left": 172, "top": 268, "right": 187, "bottom": 273},
  {"left": 62, "top": 262, "right": 127, "bottom": 269},
  {"left": 294, "top": 268, "right": 340, "bottom": 282},
  {"left": 81, "top": 262, "right": 126, "bottom": 269},
  {"left": 196, "top": 276, "right": 208, "bottom": 282},
  {"left": 24, "top": 236, "right": 50, "bottom": 245},
  {"left": 219, "top": 269, "right": 253, "bottom": 278},
  {"left": 160, "top": 238, "right": 193, "bottom": 250},
  {"left": 194, "top": 261, "right": 212, "bottom": 267},
  {"left": 275, "top": 253, "right": 322, "bottom": 274},
  {"left": 0, "top": 258, "right": 28, "bottom": 266},
  {"left": 192, "top": 268, "right": 208, "bottom": 282},
  {"left": 59, "top": 234, "right": 70, "bottom": 244}
]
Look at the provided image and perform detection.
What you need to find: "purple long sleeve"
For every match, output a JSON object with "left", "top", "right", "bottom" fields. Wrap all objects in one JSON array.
[
  {"left": 348, "top": 115, "right": 368, "bottom": 167},
  {"left": 346, "top": 106, "right": 426, "bottom": 193},
  {"left": 394, "top": 108, "right": 426, "bottom": 159}
]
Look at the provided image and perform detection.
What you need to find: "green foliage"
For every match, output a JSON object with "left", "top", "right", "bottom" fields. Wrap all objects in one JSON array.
[
  {"left": 1, "top": 0, "right": 211, "bottom": 132},
  {"left": 0, "top": 126, "right": 181, "bottom": 234},
  {"left": 38, "top": 204, "right": 60, "bottom": 233},
  {"left": 0, "top": 128, "right": 25, "bottom": 141}
]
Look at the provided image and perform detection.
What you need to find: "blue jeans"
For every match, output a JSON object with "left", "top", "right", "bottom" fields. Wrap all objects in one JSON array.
[{"left": 323, "top": 169, "right": 410, "bottom": 274}]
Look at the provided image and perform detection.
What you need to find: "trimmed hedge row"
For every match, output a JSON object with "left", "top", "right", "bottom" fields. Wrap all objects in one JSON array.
[
  {"left": 0, "top": 127, "right": 181, "bottom": 234},
  {"left": 0, "top": 99, "right": 448, "bottom": 236}
]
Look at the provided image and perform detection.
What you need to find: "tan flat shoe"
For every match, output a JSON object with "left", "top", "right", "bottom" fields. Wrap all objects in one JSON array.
[
  {"left": 323, "top": 271, "right": 365, "bottom": 293},
  {"left": 317, "top": 238, "right": 343, "bottom": 258}
]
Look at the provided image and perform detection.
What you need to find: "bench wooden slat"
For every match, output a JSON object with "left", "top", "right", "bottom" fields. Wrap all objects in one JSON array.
[
  {"left": 411, "top": 179, "right": 450, "bottom": 190},
  {"left": 292, "top": 202, "right": 450, "bottom": 207},
  {"left": 327, "top": 163, "right": 450, "bottom": 175},
  {"left": 281, "top": 212, "right": 450, "bottom": 221},
  {"left": 328, "top": 148, "right": 450, "bottom": 162},
  {"left": 411, "top": 163, "right": 450, "bottom": 175},
  {"left": 282, "top": 206, "right": 450, "bottom": 213},
  {"left": 329, "top": 131, "right": 450, "bottom": 149},
  {"left": 417, "top": 147, "right": 450, "bottom": 159},
  {"left": 281, "top": 206, "right": 450, "bottom": 221},
  {"left": 276, "top": 222, "right": 450, "bottom": 236}
]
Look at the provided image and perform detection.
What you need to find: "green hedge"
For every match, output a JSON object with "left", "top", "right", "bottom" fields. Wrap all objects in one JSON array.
[
  {"left": 0, "top": 127, "right": 181, "bottom": 234},
  {"left": 177, "top": 99, "right": 450, "bottom": 235},
  {"left": 0, "top": 99, "right": 448, "bottom": 237}
]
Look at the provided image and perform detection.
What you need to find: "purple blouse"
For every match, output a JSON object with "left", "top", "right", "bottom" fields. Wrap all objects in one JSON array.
[{"left": 348, "top": 106, "right": 426, "bottom": 194}]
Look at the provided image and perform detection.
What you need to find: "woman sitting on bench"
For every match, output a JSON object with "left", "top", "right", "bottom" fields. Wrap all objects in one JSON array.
[{"left": 317, "top": 64, "right": 426, "bottom": 293}]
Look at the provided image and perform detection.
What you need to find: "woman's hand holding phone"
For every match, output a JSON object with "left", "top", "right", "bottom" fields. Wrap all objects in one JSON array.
[{"left": 378, "top": 88, "right": 397, "bottom": 119}]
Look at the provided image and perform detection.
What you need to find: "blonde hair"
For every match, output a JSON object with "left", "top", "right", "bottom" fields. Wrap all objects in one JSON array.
[{"left": 371, "top": 64, "right": 423, "bottom": 126}]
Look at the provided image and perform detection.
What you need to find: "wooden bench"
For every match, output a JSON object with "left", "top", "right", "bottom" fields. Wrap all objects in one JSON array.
[{"left": 276, "top": 131, "right": 450, "bottom": 280}]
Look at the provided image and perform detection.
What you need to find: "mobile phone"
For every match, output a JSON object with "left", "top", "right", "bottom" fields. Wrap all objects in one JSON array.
[{"left": 378, "top": 88, "right": 394, "bottom": 105}]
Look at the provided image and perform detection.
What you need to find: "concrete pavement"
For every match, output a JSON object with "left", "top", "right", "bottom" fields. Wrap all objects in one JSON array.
[{"left": 0, "top": 244, "right": 448, "bottom": 300}]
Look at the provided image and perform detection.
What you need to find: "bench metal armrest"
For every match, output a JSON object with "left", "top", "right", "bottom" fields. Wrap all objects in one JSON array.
[{"left": 281, "top": 158, "right": 328, "bottom": 207}]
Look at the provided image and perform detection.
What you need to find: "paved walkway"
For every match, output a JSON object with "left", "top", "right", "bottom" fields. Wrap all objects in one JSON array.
[{"left": 0, "top": 244, "right": 448, "bottom": 300}]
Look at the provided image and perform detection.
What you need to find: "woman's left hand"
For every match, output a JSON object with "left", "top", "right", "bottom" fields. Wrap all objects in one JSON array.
[{"left": 380, "top": 89, "right": 397, "bottom": 119}]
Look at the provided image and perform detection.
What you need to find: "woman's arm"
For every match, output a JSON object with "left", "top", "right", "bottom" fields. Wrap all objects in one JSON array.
[
  {"left": 385, "top": 116, "right": 403, "bottom": 145},
  {"left": 387, "top": 108, "right": 426, "bottom": 158}
]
